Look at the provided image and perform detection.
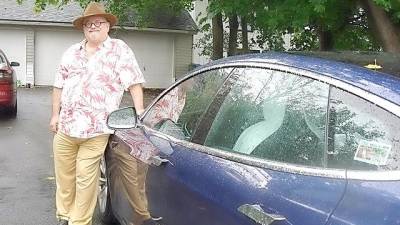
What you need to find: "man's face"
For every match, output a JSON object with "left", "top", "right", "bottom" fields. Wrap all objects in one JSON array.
[{"left": 83, "top": 16, "right": 110, "bottom": 43}]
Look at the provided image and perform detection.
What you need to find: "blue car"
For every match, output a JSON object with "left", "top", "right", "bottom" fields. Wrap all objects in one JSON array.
[{"left": 99, "top": 53, "right": 400, "bottom": 225}]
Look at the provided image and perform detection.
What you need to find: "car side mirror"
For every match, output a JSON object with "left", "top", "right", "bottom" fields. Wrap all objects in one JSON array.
[
  {"left": 10, "top": 62, "right": 20, "bottom": 67},
  {"left": 107, "top": 107, "right": 137, "bottom": 129}
]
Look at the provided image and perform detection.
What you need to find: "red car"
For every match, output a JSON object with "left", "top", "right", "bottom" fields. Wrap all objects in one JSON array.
[{"left": 0, "top": 49, "right": 19, "bottom": 117}]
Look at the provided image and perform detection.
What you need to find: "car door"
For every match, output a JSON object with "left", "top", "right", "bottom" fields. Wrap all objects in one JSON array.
[
  {"left": 138, "top": 66, "right": 348, "bottom": 225},
  {"left": 325, "top": 87, "right": 400, "bottom": 225},
  {"left": 105, "top": 67, "right": 233, "bottom": 225}
]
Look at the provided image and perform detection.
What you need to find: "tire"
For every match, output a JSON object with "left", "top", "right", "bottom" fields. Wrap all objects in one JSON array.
[
  {"left": 97, "top": 155, "right": 119, "bottom": 224},
  {"left": 7, "top": 100, "right": 17, "bottom": 118}
]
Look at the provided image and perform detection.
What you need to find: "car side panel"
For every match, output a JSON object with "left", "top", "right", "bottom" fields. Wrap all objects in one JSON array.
[
  {"left": 145, "top": 136, "right": 347, "bottom": 225},
  {"left": 0, "top": 83, "right": 13, "bottom": 105},
  {"left": 327, "top": 180, "right": 400, "bottom": 225}
]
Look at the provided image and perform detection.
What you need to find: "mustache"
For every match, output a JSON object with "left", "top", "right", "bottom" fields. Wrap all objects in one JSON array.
[{"left": 88, "top": 28, "right": 101, "bottom": 32}]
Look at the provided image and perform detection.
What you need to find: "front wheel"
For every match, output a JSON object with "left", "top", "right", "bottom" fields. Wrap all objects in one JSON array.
[
  {"left": 8, "top": 100, "right": 17, "bottom": 118},
  {"left": 98, "top": 155, "right": 118, "bottom": 224}
]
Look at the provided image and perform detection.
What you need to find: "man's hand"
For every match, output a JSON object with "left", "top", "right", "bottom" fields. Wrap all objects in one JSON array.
[
  {"left": 50, "top": 115, "right": 59, "bottom": 133},
  {"left": 51, "top": 88, "right": 62, "bottom": 133},
  {"left": 136, "top": 108, "right": 145, "bottom": 116}
]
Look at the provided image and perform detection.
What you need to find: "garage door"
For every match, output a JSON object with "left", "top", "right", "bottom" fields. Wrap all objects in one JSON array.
[
  {"left": 0, "top": 29, "right": 27, "bottom": 84},
  {"left": 118, "top": 32, "right": 174, "bottom": 88},
  {"left": 35, "top": 29, "right": 83, "bottom": 86}
]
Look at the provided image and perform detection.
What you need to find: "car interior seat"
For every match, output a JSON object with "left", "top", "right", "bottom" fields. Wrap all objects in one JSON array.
[
  {"left": 232, "top": 98, "right": 287, "bottom": 155},
  {"left": 302, "top": 109, "right": 324, "bottom": 141}
]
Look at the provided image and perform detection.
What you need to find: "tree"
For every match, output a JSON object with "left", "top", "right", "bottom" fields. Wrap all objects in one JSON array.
[
  {"left": 252, "top": 0, "right": 400, "bottom": 52},
  {"left": 240, "top": 16, "right": 249, "bottom": 53},
  {"left": 207, "top": 0, "right": 256, "bottom": 58},
  {"left": 250, "top": 0, "right": 360, "bottom": 51},
  {"left": 200, "top": 0, "right": 378, "bottom": 56},
  {"left": 208, "top": 0, "right": 400, "bottom": 53},
  {"left": 362, "top": 0, "right": 400, "bottom": 52},
  {"left": 212, "top": 13, "right": 224, "bottom": 60},
  {"left": 228, "top": 13, "right": 238, "bottom": 56}
]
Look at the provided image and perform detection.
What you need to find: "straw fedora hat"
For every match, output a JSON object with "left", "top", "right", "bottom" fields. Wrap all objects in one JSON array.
[{"left": 73, "top": 2, "right": 118, "bottom": 30}]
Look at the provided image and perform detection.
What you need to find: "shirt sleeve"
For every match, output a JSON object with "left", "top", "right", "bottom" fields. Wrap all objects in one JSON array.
[
  {"left": 116, "top": 41, "right": 146, "bottom": 90},
  {"left": 53, "top": 48, "right": 71, "bottom": 89}
]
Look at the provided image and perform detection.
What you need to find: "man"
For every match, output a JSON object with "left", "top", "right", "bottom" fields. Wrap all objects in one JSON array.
[{"left": 49, "top": 2, "right": 145, "bottom": 225}]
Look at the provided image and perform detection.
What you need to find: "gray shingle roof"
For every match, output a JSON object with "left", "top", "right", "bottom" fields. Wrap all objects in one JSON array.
[{"left": 0, "top": 0, "right": 197, "bottom": 32}]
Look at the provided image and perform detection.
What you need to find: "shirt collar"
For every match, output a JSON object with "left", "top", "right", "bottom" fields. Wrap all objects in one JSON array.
[
  {"left": 79, "top": 36, "right": 112, "bottom": 50},
  {"left": 102, "top": 36, "right": 112, "bottom": 49}
]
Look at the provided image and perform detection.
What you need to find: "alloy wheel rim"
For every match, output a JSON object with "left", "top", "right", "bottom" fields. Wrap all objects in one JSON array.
[{"left": 98, "top": 156, "right": 108, "bottom": 213}]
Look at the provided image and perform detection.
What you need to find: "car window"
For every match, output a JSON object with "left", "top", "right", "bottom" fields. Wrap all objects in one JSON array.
[
  {"left": 203, "top": 67, "right": 330, "bottom": 167},
  {"left": 327, "top": 88, "right": 400, "bottom": 170},
  {"left": 142, "top": 68, "right": 232, "bottom": 141}
]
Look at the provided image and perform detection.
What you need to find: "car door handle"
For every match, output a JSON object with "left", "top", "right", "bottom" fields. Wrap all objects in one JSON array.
[
  {"left": 238, "top": 204, "right": 286, "bottom": 225},
  {"left": 149, "top": 155, "right": 174, "bottom": 167}
]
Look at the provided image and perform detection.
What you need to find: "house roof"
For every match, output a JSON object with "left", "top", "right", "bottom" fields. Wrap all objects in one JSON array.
[{"left": 0, "top": 0, "right": 197, "bottom": 33}]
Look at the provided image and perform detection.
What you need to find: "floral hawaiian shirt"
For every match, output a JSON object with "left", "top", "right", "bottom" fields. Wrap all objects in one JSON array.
[{"left": 54, "top": 37, "right": 145, "bottom": 138}]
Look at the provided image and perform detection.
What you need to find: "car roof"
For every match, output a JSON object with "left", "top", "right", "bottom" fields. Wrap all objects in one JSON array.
[{"left": 198, "top": 52, "right": 400, "bottom": 106}]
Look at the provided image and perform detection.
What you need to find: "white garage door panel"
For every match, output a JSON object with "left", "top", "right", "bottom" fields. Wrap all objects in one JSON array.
[
  {"left": 0, "top": 29, "right": 27, "bottom": 84},
  {"left": 35, "top": 30, "right": 83, "bottom": 86},
  {"left": 119, "top": 32, "right": 173, "bottom": 88}
]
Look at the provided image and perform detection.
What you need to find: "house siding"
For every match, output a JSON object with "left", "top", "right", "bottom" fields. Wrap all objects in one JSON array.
[{"left": 174, "top": 34, "right": 193, "bottom": 80}]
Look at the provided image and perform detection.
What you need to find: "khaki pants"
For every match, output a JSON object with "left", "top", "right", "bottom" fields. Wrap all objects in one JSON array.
[
  {"left": 53, "top": 132, "right": 109, "bottom": 225},
  {"left": 109, "top": 144, "right": 151, "bottom": 225}
]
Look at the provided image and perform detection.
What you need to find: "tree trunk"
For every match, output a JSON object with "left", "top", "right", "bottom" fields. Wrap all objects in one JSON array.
[
  {"left": 228, "top": 13, "right": 238, "bottom": 56},
  {"left": 212, "top": 13, "right": 223, "bottom": 60},
  {"left": 241, "top": 16, "right": 249, "bottom": 53},
  {"left": 317, "top": 25, "right": 334, "bottom": 51},
  {"left": 361, "top": 0, "right": 400, "bottom": 53}
]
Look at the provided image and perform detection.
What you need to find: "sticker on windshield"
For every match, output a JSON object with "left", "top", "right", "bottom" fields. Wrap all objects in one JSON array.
[{"left": 354, "top": 140, "right": 391, "bottom": 165}]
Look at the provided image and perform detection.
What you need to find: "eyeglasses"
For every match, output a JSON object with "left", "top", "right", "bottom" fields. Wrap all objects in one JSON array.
[{"left": 83, "top": 21, "right": 108, "bottom": 28}]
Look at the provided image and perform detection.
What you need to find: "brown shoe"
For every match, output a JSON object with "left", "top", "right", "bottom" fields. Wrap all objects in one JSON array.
[
  {"left": 57, "top": 219, "right": 68, "bottom": 225},
  {"left": 142, "top": 218, "right": 161, "bottom": 225}
]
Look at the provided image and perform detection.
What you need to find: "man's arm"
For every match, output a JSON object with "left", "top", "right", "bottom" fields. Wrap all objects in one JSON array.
[
  {"left": 129, "top": 83, "right": 144, "bottom": 115},
  {"left": 50, "top": 87, "right": 62, "bottom": 133}
]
